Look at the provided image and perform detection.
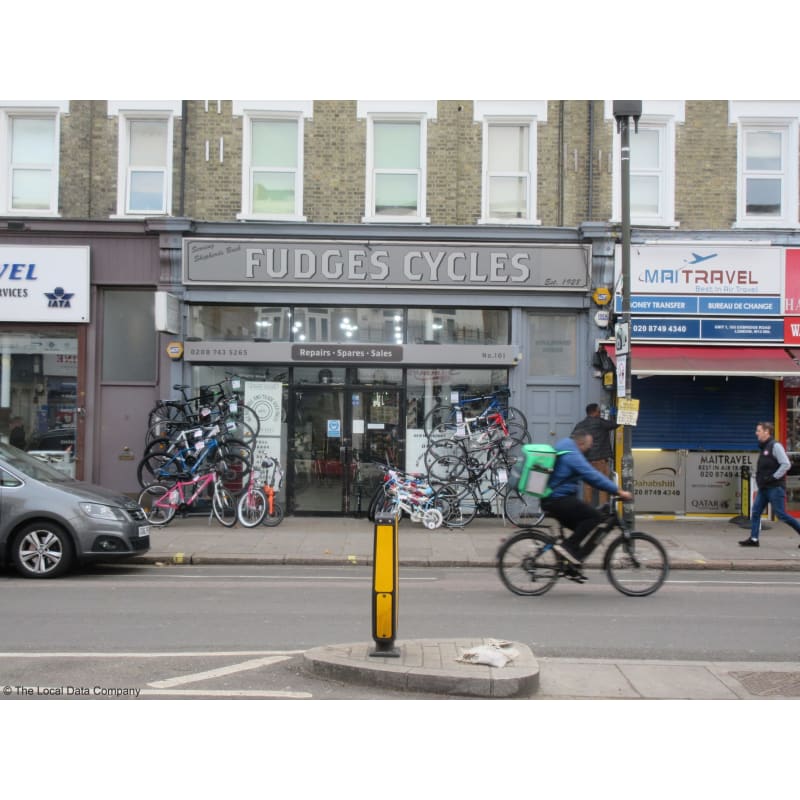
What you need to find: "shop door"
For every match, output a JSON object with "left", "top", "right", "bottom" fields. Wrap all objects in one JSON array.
[{"left": 292, "top": 385, "right": 401, "bottom": 515}]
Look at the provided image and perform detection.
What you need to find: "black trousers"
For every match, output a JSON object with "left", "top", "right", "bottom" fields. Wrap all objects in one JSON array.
[{"left": 540, "top": 495, "right": 604, "bottom": 560}]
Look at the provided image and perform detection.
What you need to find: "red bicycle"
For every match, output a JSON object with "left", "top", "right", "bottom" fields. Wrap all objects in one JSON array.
[{"left": 236, "top": 457, "right": 285, "bottom": 527}]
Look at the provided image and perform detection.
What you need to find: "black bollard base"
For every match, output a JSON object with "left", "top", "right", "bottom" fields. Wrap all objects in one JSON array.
[{"left": 370, "top": 642, "right": 401, "bottom": 658}]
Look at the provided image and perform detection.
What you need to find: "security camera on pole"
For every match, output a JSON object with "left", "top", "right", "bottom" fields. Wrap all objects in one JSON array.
[{"left": 612, "top": 101, "right": 641, "bottom": 529}]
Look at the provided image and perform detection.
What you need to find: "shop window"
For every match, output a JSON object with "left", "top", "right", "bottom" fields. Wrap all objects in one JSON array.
[
  {"left": 292, "top": 307, "right": 404, "bottom": 344},
  {"left": 109, "top": 101, "right": 179, "bottom": 217},
  {"left": 102, "top": 291, "right": 156, "bottom": 382},
  {"left": 407, "top": 308, "right": 509, "bottom": 345},
  {"left": 188, "top": 305, "right": 292, "bottom": 341},
  {"left": 0, "top": 330, "right": 77, "bottom": 459},
  {"left": 0, "top": 103, "right": 65, "bottom": 216}
]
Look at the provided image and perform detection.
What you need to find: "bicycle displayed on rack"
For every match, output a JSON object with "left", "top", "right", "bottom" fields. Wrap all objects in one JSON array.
[
  {"left": 496, "top": 500, "right": 669, "bottom": 597},
  {"left": 423, "top": 386, "right": 528, "bottom": 442},
  {"left": 137, "top": 463, "right": 238, "bottom": 528},
  {"left": 236, "top": 456, "right": 286, "bottom": 527}
]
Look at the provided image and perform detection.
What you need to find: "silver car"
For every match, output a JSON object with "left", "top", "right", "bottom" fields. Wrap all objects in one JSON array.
[{"left": 0, "top": 443, "right": 150, "bottom": 578}]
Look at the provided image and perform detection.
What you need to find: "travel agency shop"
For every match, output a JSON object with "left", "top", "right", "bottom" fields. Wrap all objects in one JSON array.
[
  {"left": 169, "top": 223, "right": 593, "bottom": 516},
  {"left": 614, "top": 241, "right": 800, "bottom": 517}
]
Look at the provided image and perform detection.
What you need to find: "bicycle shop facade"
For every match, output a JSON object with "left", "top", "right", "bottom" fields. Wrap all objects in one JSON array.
[{"left": 169, "top": 223, "right": 598, "bottom": 516}]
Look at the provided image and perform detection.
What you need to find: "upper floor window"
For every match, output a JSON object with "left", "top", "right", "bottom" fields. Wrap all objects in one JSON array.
[
  {"left": 609, "top": 101, "right": 683, "bottom": 227},
  {"left": 474, "top": 101, "right": 545, "bottom": 225},
  {"left": 235, "top": 101, "right": 312, "bottom": 222},
  {"left": 109, "top": 101, "right": 180, "bottom": 218},
  {"left": 730, "top": 102, "right": 800, "bottom": 228},
  {"left": 0, "top": 102, "right": 65, "bottom": 216},
  {"left": 358, "top": 101, "right": 436, "bottom": 223}
]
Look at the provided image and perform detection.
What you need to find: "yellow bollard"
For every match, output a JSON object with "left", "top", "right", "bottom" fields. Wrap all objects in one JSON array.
[{"left": 370, "top": 511, "right": 400, "bottom": 657}]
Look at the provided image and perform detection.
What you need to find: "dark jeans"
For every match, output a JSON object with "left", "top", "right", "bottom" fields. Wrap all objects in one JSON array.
[
  {"left": 541, "top": 495, "right": 605, "bottom": 560},
  {"left": 750, "top": 484, "right": 800, "bottom": 540}
]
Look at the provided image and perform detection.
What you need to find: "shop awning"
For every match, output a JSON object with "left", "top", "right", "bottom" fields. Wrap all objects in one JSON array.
[{"left": 620, "top": 345, "right": 800, "bottom": 378}]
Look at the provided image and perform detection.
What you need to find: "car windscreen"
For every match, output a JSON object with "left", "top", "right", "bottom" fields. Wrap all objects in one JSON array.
[{"left": 0, "top": 443, "right": 73, "bottom": 483}]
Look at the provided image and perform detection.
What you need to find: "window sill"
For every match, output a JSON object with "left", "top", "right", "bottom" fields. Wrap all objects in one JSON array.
[
  {"left": 1, "top": 211, "right": 60, "bottom": 218},
  {"left": 236, "top": 213, "right": 308, "bottom": 222},
  {"left": 478, "top": 217, "right": 541, "bottom": 226},
  {"left": 732, "top": 219, "right": 799, "bottom": 230},
  {"left": 362, "top": 215, "right": 431, "bottom": 224},
  {"left": 110, "top": 213, "right": 169, "bottom": 220}
]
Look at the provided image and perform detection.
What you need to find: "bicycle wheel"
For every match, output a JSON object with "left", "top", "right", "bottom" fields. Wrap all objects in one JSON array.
[
  {"left": 423, "top": 405, "right": 453, "bottom": 436},
  {"left": 497, "top": 528, "right": 560, "bottom": 596},
  {"left": 137, "top": 484, "right": 176, "bottom": 526},
  {"left": 212, "top": 485, "right": 238, "bottom": 527},
  {"left": 262, "top": 499, "right": 285, "bottom": 527},
  {"left": 436, "top": 482, "right": 478, "bottom": 528},
  {"left": 503, "top": 489, "right": 545, "bottom": 527},
  {"left": 427, "top": 454, "right": 469, "bottom": 485},
  {"left": 137, "top": 451, "right": 182, "bottom": 489},
  {"left": 237, "top": 487, "right": 267, "bottom": 527},
  {"left": 604, "top": 532, "right": 669, "bottom": 597}
]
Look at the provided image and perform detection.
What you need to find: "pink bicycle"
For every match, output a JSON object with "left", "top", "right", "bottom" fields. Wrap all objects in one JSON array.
[{"left": 138, "top": 464, "right": 237, "bottom": 527}]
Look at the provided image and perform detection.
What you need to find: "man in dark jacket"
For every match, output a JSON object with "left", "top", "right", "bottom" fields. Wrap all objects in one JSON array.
[
  {"left": 541, "top": 431, "right": 633, "bottom": 572},
  {"left": 740, "top": 421, "right": 800, "bottom": 547},
  {"left": 572, "top": 403, "right": 617, "bottom": 504}
]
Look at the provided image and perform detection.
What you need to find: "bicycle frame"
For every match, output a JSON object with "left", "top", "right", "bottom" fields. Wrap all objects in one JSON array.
[{"left": 156, "top": 471, "right": 216, "bottom": 512}]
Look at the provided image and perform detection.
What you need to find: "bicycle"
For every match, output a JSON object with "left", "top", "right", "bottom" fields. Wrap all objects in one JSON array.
[
  {"left": 137, "top": 463, "right": 238, "bottom": 528},
  {"left": 423, "top": 386, "right": 528, "bottom": 440},
  {"left": 496, "top": 499, "right": 669, "bottom": 597},
  {"left": 236, "top": 456, "right": 285, "bottom": 527}
]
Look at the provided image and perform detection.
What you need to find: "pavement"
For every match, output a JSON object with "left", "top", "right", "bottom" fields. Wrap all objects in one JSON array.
[{"left": 131, "top": 512, "right": 800, "bottom": 699}]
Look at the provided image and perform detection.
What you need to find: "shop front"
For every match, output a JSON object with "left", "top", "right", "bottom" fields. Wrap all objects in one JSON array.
[
  {"left": 178, "top": 232, "right": 592, "bottom": 516},
  {"left": 615, "top": 242, "right": 800, "bottom": 516},
  {"left": 0, "top": 244, "right": 89, "bottom": 476}
]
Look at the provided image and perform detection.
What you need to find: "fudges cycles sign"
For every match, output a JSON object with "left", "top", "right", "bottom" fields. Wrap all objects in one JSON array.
[
  {"left": 183, "top": 239, "right": 589, "bottom": 290},
  {"left": 0, "top": 245, "right": 90, "bottom": 323}
]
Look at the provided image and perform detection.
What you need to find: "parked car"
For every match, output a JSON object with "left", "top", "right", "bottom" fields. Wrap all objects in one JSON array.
[
  {"left": 27, "top": 427, "right": 75, "bottom": 452},
  {"left": 0, "top": 442, "right": 150, "bottom": 578}
]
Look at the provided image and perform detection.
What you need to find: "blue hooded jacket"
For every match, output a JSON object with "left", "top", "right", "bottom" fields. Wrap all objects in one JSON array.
[{"left": 546, "top": 436, "right": 620, "bottom": 500}]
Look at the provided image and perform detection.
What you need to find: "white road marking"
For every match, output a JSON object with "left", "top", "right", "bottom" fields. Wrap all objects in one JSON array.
[
  {"left": 148, "top": 655, "right": 293, "bottom": 688},
  {"left": 0, "top": 650, "right": 305, "bottom": 658}
]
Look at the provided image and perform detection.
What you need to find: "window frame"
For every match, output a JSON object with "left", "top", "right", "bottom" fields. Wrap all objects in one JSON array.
[
  {"left": 479, "top": 117, "right": 537, "bottom": 224},
  {"left": 0, "top": 103, "right": 64, "bottom": 217},
  {"left": 735, "top": 118, "right": 798, "bottom": 228},
  {"left": 610, "top": 101, "right": 682, "bottom": 228},
  {"left": 358, "top": 102, "right": 436, "bottom": 224},
  {"left": 109, "top": 101, "right": 180, "bottom": 219},
  {"left": 238, "top": 110, "right": 307, "bottom": 222}
]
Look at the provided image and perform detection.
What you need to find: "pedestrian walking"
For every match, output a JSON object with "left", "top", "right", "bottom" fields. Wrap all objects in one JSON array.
[
  {"left": 572, "top": 403, "right": 617, "bottom": 505},
  {"left": 740, "top": 421, "right": 800, "bottom": 547}
]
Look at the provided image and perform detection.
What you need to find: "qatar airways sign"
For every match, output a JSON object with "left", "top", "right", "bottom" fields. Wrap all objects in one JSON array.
[{"left": 183, "top": 238, "right": 589, "bottom": 290}]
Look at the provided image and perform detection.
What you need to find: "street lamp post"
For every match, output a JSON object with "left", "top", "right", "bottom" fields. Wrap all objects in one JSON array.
[{"left": 613, "top": 100, "right": 641, "bottom": 529}]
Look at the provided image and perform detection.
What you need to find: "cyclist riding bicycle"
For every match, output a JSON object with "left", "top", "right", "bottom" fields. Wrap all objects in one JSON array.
[{"left": 541, "top": 430, "right": 633, "bottom": 573}]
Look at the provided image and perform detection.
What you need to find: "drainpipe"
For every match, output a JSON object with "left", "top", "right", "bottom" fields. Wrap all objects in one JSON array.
[
  {"left": 179, "top": 100, "right": 188, "bottom": 216},
  {"left": 587, "top": 100, "right": 594, "bottom": 221},
  {"left": 558, "top": 100, "right": 565, "bottom": 226}
]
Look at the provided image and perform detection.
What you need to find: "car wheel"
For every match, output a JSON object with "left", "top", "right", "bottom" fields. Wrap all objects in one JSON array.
[{"left": 11, "top": 522, "right": 74, "bottom": 579}]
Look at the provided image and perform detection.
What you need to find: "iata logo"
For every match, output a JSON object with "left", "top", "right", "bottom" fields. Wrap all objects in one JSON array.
[{"left": 45, "top": 287, "right": 74, "bottom": 308}]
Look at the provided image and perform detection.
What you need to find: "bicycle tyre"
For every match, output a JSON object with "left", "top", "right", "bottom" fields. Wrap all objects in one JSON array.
[
  {"left": 137, "top": 484, "right": 176, "bottom": 526},
  {"left": 262, "top": 500, "right": 285, "bottom": 527},
  {"left": 237, "top": 487, "right": 268, "bottom": 527},
  {"left": 427, "top": 453, "right": 469, "bottom": 485},
  {"left": 212, "top": 485, "right": 238, "bottom": 527},
  {"left": 436, "top": 482, "right": 478, "bottom": 528},
  {"left": 503, "top": 489, "right": 545, "bottom": 527},
  {"left": 137, "top": 451, "right": 183, "bottom": 489},
  {"left": 497, "top": 528, "right": 560, "bottom": 596},
  {"left": 604, "top": 531, "right": 669, "bottom": 597}
]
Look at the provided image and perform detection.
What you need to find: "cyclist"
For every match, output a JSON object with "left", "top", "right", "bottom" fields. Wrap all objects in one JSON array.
[{"left": 541, "top": 430, "right": 633, "bottom": 575}]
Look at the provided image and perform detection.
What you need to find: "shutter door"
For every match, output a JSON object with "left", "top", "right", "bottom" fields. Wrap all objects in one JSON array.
[{"left": 631, "top": 376, "right": 773, "bottom": 450}]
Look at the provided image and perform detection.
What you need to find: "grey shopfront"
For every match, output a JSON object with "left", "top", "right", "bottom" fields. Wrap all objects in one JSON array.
[{"left": 175, "top": 230, "right": 595, "bottom": 515}]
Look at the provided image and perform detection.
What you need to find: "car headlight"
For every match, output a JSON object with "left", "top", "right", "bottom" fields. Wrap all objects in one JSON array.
[{"left": 79, "top": 502, "right": 125, "bottom": 521}]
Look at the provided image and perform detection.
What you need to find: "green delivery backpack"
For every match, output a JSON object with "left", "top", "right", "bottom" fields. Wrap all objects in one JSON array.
[{"left": 514, "top": 443, "right": 570, "bottom": 499}]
